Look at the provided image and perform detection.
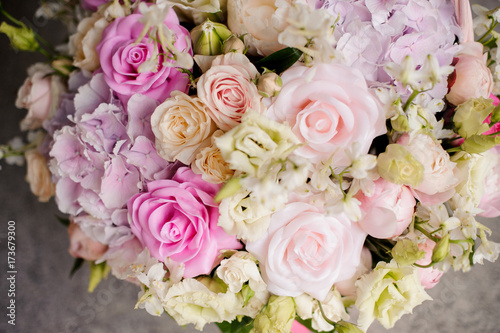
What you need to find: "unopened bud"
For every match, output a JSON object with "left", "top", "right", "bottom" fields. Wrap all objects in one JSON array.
[
  {"left": 52, "top": 58, "right": 74, "bottom": 76},
  {"left": 191, "top": 20, "right": 232, "bottom": 56},
  {"left": 431, "top": 234, "right": 450, "bottom": 263},
  {"left": 257, "top": 72, "right": 282, "bottom": 98},
  {"left": 0, "top": 22, "right": 39, "bottom": 52},
  {"left": 390, "top": 113, "right": 410, "bottom": 132},
  {"left": 223, "top": 35, "right": 245, "bottom": 54}
]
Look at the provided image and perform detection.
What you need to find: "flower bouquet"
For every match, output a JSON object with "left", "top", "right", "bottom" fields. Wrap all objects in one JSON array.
[{"left": 1, "top": 0, "right": 500, "bottom": 332}]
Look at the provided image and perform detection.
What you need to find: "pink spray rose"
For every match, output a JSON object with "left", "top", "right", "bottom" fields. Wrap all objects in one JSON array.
[
  {"left": 128, "top": 167, "right": 242, "bottom": 278},
  {"left": 416, "top": 239, "right": 443, "bottom": 289},
  {"left": 68, "top": 220, "right": 108, "bottom": 261},
  {"left": 245, "top": 202, "right": 367, "bottom": 301},
  {"left": 266, "top": 63, "right": 385, "bottom": 166},
  {"left": 355, "top": 178, "right": 416, "bottom": 239},
  {"left": 446, "top": 42, "right": 493, "bottom": 106},
  {"left": 96, "top": 10, "right": 192, "bottom": 102},
  {"left": 398, "top": 133, "right": 460, "bottom": 206}
]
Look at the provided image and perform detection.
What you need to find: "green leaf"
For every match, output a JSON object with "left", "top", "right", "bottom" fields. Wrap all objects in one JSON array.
[
  {"left": 254, "top": 47, "right": 302, "bottom": 74},
  {"left": 69, "top": 258, "right": 84, "bottom": 278},
  {"left": 216, "top": 316, "right": 254, "bottom": 333},
  {"left": 56, "top": 215, "right": 70, "bottom": 227}
]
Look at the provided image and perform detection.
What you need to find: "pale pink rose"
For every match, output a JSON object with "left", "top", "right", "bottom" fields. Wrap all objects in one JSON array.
[
  {"left": 267, "top": 63, "right": 386, "bottom": 166},
  {"left": 355, "top": 178, "right": 416, "bottom": 239},
  {"left": 245, "top": 202, "right": 367, "bottom": 301},
  {"left": 197, "top": 53, "right": 263, "bottom": 131},
  {"left": 452, "top": 0, "right": 474, "bottom": 43},
  {"left": 399, "top": 134, "right": 460, "bottom": 206},
  {"left": 416, "top": 239, "right": 443, "bottom": 289},
  {"left": 446, "top": 42, "right": 493, "bottom": 106},
  {"left": 24, "top": 149, "right": 55, "bottom": 203},
  {"left": 16, "top": 63, "right": 65, "bottom": 131},
  {"left": 478, "top": 146, "right": 500, "bottom": 217},
  {"left": 335, "top": 247, "right": 372, "bottom": 297},
  {"left": 128, "top": 167, "right": 242, "bottom": 278},
  {"left": 68, "top": 221, "right": 108, "bottom": 261}
]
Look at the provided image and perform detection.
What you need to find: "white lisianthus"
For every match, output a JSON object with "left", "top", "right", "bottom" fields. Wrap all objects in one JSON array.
[
  {"left": 355, "top": 260, "right": 431, "bottom": 331},
  {"left": 218, "top": 189, "right": 272, "bottom": 241},
  {"left": 311, "top": 289, "right": 349, "bottom": 332},
  {"left": 215, "top": 111, "right": 300, "bottom": 177},
  {"left": 163, "top": 278, "right": 240, "bottom": 330}
]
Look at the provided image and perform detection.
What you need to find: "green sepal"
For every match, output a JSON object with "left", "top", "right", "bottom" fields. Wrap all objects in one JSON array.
[
  {"left": 88, "top": 261, "right": 110, "bottom": 293},
  {"left": 69, "top": 258, "right": 85, "bottom": 278}
]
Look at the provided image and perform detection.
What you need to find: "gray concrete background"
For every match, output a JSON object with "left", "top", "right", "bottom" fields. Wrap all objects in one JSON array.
[{"left": 0, "top": 0, "right": 499, "bottom": 332}]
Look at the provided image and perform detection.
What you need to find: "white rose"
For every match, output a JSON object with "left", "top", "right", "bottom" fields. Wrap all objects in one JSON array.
[
  {"left": 218, "top": 189, "right": 272, "bottom": 241},
  {"left": 355, "top": 260, "right": 431, "bottom": 331},
  {"left": 192, "top": 130, "right": 234, "bottom": 184},
  {"left": 197, "top": 53, "right": 263, "bottom": 131},
  {"left": 215, "top": 111, "right": 300, "bottom": 176},
  {"left": 227, "top": 0, "right": 289, "bottom": 56},
  {"left": 69, "top": 13, "right": 109, "bottom": 72},
  {"left": 399, "top": 133, "right": 460, "bottom": 206},
  {"left": 163, "top": 278, "right": 239, "bottom": 330},
  {"left": 151, "top": 91, "right": 217, "bottom": 165},
  {"left": 216, "top": 251, "right": 266, "bottom": 293}
]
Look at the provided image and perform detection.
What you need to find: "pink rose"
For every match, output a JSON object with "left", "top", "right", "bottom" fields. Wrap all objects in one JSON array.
[
  {"left": 197, "top": 53, "right": 263, "bottom": 131},
  {"left": 128, "top": 167, "right": 242, "bottom": 278},
  {"left": 68, "top": 221, "right": 108, "bottom": 261},
  {"left": 355, "top": 178, "right": 416, "bottom": 239},
  {"left": 245, "top": 202, "right": 366, "bottom": 301},
  {"left": 16, "top": 63, "right": 65, "bottom": 131},
  {"left": 478, "top": 146, "right": 500, "bottom": 217},
  {"left": 266, "top": 63, "right": 386, "bottom": 166},
  {"left": 399, "top": 134, "right": 460, "bottom": 206},
  {"left": 97, "top": 10, "right": 191, "bottom": 102},
  {"left": 416, "top": 239, "right": 443, "bottom": 289},
  {"left": 446, "top": 42, "right": 493, "bottom": 106}
]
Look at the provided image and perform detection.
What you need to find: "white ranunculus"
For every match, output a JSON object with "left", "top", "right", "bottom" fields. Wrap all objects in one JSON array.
[
  {"left": 151, "top": 91, "right": 217, "bottom": 165},
  {"left": 218, "top": 189, "right": 272, "bottom": 242},
  {"left": 355, "top": 260, "right": 431, "bottom": 331},
  {"left": 163, "top": 278, "right": 239, "bottom": 330}
]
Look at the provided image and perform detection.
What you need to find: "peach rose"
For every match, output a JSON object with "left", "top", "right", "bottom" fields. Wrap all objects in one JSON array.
[
  {"left": 192, "top": 130, "right": 234, "bottom": 184},
  {"left": 24, "top": 149, "right": 55, "bottom": 202},
  {"left": 151, "top": 91, "right": 217, "bottom": 165},
  {"left": 447, "top": 42, "right": 493, "bottom": 106},
  {"left": 197, "top": 53, "right": 263, "bottom": 131},
  {"left": 68, "top": 221, "right": 108, "bottom": 261}
]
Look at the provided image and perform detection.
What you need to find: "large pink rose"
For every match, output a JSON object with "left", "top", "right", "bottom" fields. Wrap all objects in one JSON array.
[
  {"left": 245, "top": 202, "right": 366, "bottom": 301},
  {"left": 128, "top": 167, "right": 242, "bottom": 278},
  {"left": 355, "top": 178, "right": 416, "bottom": 239},
  {"left": 266, "top": 63, "right": 386, "bottom": 166},
  {"left": 97, "top": 10, "right": 191, "bottom": 102}
]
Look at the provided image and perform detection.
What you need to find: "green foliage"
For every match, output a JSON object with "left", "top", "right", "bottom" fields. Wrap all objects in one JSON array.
[{"left": 216, "top": 316, "right": 254, "bottom": 333}]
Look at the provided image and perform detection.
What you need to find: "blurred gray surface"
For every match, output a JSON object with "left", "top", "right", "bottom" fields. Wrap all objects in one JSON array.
[{"left": 0, "top": 0, "right": 499, "bottom": 332}]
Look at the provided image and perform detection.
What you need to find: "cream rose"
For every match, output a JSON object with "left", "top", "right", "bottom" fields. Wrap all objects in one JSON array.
[
  {"left": 163, "top": 278, "right": 240, "bottom": 330},
  {"left": 69, "top": 12, "right": 109, "bottom": 72},
  {"left": 227, "top": 0, "right": 289, "bottom": 56},
  {"left": 399, "top": 134, "right": 460, "bottom": 206},
  {"left": 16, "top": 63, "right": 65, "bottom": 131},
  {"left": 151, "top": 91, "right": 217, "bottom": 165},
  {"left": 267, "top": 63, "right": 386, "bottom": 166},
  {"left": 192, "top": 130, "right": 234, "bottom": 183},
  {"left": 245, "top": 201, "right": 367, "bottom": 301},
  {"left": 197, "top": 53, "right": 263, "bottom": 131},
  {"left": 24, "top": 149, "right": 55, "bottom": 202}
]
